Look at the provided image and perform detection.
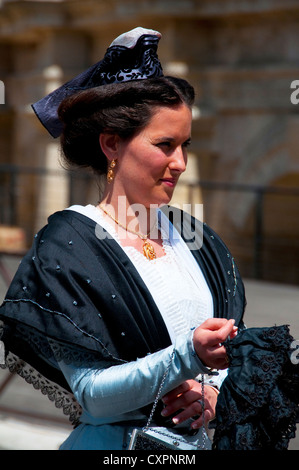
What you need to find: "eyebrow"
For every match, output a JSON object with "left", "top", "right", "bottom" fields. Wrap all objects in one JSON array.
[
  {"left": 153, "top": 137, "right": 175, "bottom": 142},
  {"left": 153, "top": 136, "right": 192, "bottom": 143}
]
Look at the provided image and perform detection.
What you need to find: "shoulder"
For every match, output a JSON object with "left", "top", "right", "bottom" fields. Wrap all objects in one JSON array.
[
  {"left": 161, "top": 204, "right": 242, "bottom": 278},
  {"left": 48, "top": 208, "right": 97, "bottom": 231},
  {"left": 160, "top": 204, "right": 225, "bottom": 250},
  {"left": 22, "top": 209, "right": 100, "bottom": 274},
  {"left": 32, "top": 209, "right": 97, "bottom": 246}
]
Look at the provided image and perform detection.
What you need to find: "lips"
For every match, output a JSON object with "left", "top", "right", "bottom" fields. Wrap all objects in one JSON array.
[{"left": 160, "top": 178, "right": 177, "bottom": 187}]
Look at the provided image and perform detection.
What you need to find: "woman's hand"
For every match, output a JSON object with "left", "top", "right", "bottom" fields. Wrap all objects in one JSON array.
[
  {"left": 193, "top": 318, "right": 237, "bottom": 370},
  {"left": 161, "top": 379, "right": 218, "bottom": 429}
]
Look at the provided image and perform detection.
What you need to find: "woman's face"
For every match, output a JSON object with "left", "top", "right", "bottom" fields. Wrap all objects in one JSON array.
[{"left": 112, "top": 103, "right": 192, "bottom": 208}]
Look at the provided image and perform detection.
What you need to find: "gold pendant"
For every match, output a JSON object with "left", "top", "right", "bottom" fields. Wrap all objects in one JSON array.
[{"left": 143, "top": 241, "right": 156, "bottom": 260}]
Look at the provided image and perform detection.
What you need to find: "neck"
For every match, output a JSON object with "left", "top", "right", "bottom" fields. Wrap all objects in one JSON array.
[{"left": 99, "top": 195, "right": 157, "bottom": 239}]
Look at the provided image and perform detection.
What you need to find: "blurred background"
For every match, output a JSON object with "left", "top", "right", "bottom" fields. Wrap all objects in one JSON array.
[{"left": 0, "top": 0, "right": 298, "bottom": 450}]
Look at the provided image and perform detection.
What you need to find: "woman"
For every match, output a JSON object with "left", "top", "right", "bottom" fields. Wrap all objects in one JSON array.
[{"left": 0, "top": 28, "right": 245, "bottom": 450}]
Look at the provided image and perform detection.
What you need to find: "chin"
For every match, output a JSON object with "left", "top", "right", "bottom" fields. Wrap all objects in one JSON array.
[
  {"left": 160, "top": 189, "right": 175, "bottom": 205},
  {"left": 140, "top": 188, "right": 175, "bottom": 209},
  {"left": 153, "top": 195, "right": 173, "bottom": 209}
]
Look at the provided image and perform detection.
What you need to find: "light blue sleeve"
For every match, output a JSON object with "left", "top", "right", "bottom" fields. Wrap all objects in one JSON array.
[
  {"left": 206, "top": 368, "right": 228, "bottom": 390},
  {"left": 58, "top": 330, "right": 214, "bottom": 419}
]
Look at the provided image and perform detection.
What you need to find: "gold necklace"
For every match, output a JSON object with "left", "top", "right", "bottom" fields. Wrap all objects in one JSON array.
[{"left": 99, "top": 204, "right": 156, "bottom": 260}]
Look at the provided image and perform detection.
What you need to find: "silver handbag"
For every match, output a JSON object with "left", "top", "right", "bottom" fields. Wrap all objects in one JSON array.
[{"left": 129, "top": 350, "right": 211, "bottom": 450}]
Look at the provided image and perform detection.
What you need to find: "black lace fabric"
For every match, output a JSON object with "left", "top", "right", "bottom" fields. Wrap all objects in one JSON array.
[
  {"left": 0, "top": 351, "right": 82, "bottom": 427},
  {"left": 213, "top": 325, "right": 299, "bottom": 450}
]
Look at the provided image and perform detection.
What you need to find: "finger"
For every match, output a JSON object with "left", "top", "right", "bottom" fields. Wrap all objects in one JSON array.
[
  {"left": 162, "top": 381, "right": 191, "bottom": 404},
  {"left": 204, "top": 344, "right": 230, "bottom": 369},
  {"left": 230, "top": 326, "right": 238, "bottom": 339},
  {"left": 200, "top": 318, "right": 231, "bottom": 331},
  {"left": 162, "top": 389, "right": 201, "bottom": 417},
  {"left": 171, "top": 401, "right": 203, "bottom": 425},
  {"left": 191, "top": 408, "right": 214, "bottom": 429},
  {"left": 190, "top": 414, "right": 204, "bottom": 429},
  {"left": 210, "top": 319, "right": 235, "bottom": 345}
]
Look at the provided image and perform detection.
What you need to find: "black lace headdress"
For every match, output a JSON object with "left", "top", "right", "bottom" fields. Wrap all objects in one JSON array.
[{"left": 32, "top": 28, "right": 163, "bottom": 138}]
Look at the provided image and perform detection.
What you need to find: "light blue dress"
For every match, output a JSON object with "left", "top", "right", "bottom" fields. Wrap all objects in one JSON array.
[{"left": 59, "top": 331, "right": 213, "bottom": 450}]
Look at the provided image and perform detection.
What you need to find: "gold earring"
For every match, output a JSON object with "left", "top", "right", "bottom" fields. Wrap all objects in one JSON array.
[{"left": 107, "top": 159, "right": 117, "bottom": 184}]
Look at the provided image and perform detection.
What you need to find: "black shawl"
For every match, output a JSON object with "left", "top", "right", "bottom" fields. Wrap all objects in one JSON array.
[{"left": 0, "top": 207, "right": 246, "bottom": 425}]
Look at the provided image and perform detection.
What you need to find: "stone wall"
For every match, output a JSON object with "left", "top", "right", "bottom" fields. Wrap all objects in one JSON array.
[{"left": 0, "top": 0, "right": 298, "bottom": 283}]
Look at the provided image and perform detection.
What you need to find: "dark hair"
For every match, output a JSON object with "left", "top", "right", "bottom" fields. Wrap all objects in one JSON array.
[{"left": 58, "top": 76, "right": 195, "bottom": 174}]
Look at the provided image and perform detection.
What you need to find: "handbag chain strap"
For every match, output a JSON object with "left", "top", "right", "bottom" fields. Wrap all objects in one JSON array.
[{"left": 143, "top": 349, "right": 207, "bottom": 449}]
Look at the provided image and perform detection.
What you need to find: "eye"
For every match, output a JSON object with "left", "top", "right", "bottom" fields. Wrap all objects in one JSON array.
[
  {"left": 154, "top": 138, "right": 191, "bottom": 151},
  {"left": 157, "top": 141, "right": 172, "bottom": 148},
  {"left": 182, "top": 139, "right": 191, "bottom": 148}
]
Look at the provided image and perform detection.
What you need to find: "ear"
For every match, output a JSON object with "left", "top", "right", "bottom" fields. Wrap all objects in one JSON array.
[{"left": 99, "top": 133, "right": 121, "bottom": 161}]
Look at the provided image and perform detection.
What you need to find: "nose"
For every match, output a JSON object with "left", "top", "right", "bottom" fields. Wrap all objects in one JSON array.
[{"left": 169, "top": 146, "right": 187, "bottom": 174}]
